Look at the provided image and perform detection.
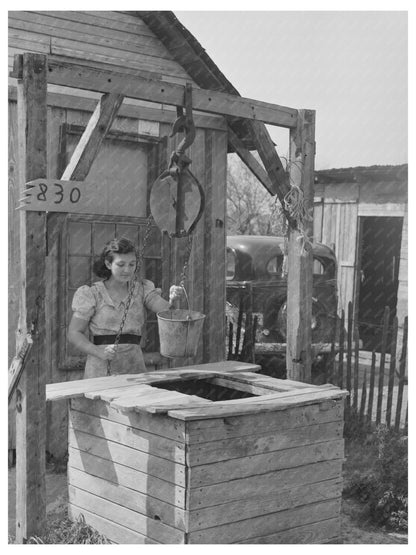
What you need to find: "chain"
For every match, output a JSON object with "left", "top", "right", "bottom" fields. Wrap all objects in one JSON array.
[
  {"left": 107, "top": 215, "right": 155, "bottom": 375},
  {"left": 179, "top": 234, "right": 193, "bottom": 290}
]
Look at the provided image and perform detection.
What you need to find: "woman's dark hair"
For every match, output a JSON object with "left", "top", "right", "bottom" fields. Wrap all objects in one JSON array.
[{"left": 93, "top": 237, "right": 137, "bottom": 279}]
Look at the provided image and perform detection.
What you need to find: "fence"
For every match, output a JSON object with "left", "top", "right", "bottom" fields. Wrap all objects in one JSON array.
[{"left": 226, "top": 301, "right": 408, "bottom": 431}]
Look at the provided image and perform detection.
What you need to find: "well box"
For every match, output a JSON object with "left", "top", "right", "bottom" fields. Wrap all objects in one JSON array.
[{"left": 46, "top": 361, "right": 348, "bottom": 544}]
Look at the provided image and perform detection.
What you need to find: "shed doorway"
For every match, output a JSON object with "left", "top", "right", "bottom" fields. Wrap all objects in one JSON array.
[{"left": 357, "top": 216, "right": 403, "bottom": 352}]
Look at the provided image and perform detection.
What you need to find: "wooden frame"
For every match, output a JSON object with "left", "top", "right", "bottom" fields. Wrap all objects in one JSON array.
[{"left": 11, "top": 49, "right": 316, "bottom": 540}]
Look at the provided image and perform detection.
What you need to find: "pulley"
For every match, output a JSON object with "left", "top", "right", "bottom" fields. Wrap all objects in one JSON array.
[{"left": 149, "top": 83, "right": 205, "bottom": 238}]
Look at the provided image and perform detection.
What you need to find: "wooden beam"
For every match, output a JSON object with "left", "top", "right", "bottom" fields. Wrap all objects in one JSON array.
[
  {"left": 248, "top": 120, "right": 293, "bottom": 221},
  {"left": 61, "top": 92, "right": 124, "bottom": 180},
  {"left": 227, "top": 125, "right": 274, "bottom": 194},
  {"left": 286, "top": 110, "right": 316, "bottom": 382},
  {"left": 10, "top": 57, "right": 298, "bottom": 128},
  {"left": 15, "top": 52, "right": 48, "bottom": 542}
]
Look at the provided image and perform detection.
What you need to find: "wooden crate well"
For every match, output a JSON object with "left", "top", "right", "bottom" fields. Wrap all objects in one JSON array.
[{"left": 46, "top": 361, "right": 348, "bottom": 544}]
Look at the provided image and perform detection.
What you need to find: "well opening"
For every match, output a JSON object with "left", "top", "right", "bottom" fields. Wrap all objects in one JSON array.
[{"left": 152, "top": 378, "right": 258, "bottom": 402}]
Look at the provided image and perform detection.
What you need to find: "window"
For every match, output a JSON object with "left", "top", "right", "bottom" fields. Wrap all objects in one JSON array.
[{"left": 266, "top": 256, "right": 283, "bottom": 276}]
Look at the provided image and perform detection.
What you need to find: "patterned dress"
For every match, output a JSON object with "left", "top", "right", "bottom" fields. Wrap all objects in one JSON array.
[{"left": 71, "top": 279, "right": 170, "bottom": 378}]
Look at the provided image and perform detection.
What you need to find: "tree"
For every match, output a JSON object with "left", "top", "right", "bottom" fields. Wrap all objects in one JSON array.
[{"left": 226, "top": 154, "right": 286, "bottom": 236}]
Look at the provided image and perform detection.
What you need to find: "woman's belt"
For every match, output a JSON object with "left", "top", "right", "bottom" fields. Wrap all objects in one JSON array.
[{"left": 93, "top": 334, "right": 141, "bottom": 345}]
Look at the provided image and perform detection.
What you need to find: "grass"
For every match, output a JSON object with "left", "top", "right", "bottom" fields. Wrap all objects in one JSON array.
[
  {"left": 343, "top": 416, "right": 408, "bottom": 533},
  {"left": 9, "top": 512, "right": 110, "bottom": 544}
]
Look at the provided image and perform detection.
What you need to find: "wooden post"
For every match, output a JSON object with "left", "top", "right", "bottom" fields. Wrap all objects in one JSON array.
[
  {"left": 286, "top": 110, "right": 315, "bottom": 382},
  {"left": 15, "top": 53, "right": 48, "bottom": 542}
]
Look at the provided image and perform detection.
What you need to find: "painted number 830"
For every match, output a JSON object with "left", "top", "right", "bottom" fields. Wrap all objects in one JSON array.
[{"left": 36, "top": 182, "right": 81, "bottom": 204}]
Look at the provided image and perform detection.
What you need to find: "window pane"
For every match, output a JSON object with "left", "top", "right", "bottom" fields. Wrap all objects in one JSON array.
[
  {"left": 68, "top": 222, "right": 91, "bottom": 255},
  {"left": 68, "top": 255, "right": 91, "bottom": 288},
  {"left": 93, "top": 223, "right": 116, "bottom": 253}
]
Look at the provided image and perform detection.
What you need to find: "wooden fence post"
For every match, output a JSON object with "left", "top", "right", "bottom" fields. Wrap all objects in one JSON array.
[
  {"left": 395, "top": 316, "right": 408, "bottom": 431},
  {"left": 386, "top": 317, "right": 398, "bottom": 427},
  {"left": 15, "top": 53, "right": 47, "bottom": 542},
  {"left": 376, "top": 306, "right": 390, "bottom": 425},
  {"left": 286, "top": 109, "right": 315, "bottom": 382}
]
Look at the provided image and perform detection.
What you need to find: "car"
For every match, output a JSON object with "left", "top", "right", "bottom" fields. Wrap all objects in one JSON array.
[{"left": 226, "top": 235, "right": 340, "bottom": 379}]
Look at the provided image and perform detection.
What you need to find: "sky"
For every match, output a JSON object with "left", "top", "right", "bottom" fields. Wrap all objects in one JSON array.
[{"left": 175, "top": 11, "right": 408, "bottom": 170}]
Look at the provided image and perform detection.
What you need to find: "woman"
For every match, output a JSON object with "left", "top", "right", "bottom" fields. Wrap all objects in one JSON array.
[{"left": 68, "top": 237, "right": 182, "bottom": 377}]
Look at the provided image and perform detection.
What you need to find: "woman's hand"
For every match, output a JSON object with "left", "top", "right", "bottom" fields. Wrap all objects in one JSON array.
[
  {"left": 97, "top": 345, "right": 117, "bottom": 361},
  {"left": 169, "top": 285, "right": 184, "bottom": 305}
]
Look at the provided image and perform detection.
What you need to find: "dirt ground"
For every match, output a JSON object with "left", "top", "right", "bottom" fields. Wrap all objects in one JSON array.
[{"left": 8, "top": 466, "right": 407, "bottom": 544}]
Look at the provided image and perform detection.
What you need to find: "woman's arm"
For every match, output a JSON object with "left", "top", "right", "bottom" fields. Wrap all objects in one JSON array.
[{"left": 68, "top": 315, "right": 115, "bottom": 361}]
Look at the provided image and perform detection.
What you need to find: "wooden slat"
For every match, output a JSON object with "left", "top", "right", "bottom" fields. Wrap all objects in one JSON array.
[
  {"left": 227, "top": 125, "right": 273, "bottom": 193},
  {"left": 346, "top": 301, "right": 353, "bottom": 409},
  {"left": 8, "top": 13, "right": 175, "bottom": 59},
  {"left": 367, "top": 350, "right": 376, "bottom": 425},
  {"left": 188, "top": 460, "right": 343, "bottom": 509},
  {"left": 386, "top": 316, "right": 398, "bottom": 426},
  {"left": 84, "top": 383, "right": 155, "bottom": 402},
  {"left": 15, "top": 52, "right": 48, "bottom": 542},
  {"left": 51, "top": 37, "right": 190, "bottom": 78},
  {"left": 69, "top": 446, "right": 186, "bottom": 509},
  {"left": 239, "top": 517, "right": 341, "bottom": 544},
  {"left": 353, "top": 325, "right": 360, "bottom": 413},
  {"left": 188, "top": 479, "right": 342, "bottom": 532},
  {"left": 46, "top": 362, "right": 260, "bottom": 401},
  {"left": 359, "top": 371, "right": 367, "bottom": 425},
  {"left": 69, "top": 409, "right": 186, "bottom": 464},
  {"left": 187, "top": 421, "right": 344, "bottom": 466},
  {"left": 18, "top": 58, "right": 300, "bottom": 127},
  {"left": 186, "top": 401, "right": 344, "bottom": 443},
  {"left": 69, "top": 426, "right": 186, "bottom": 486},
  {"left": 68, "top": 485, "right": 185, "bottom": 543},
  {"left": 71, "top": 397, "right": 185, "bottom": 441},
  {"left": 187, "top": 498, "right": 341, "bottom": 544},
  {"left": 68, "top": 466, "right": 187, "bottom": 530},
  {"left": 395, "top": 316, "right": 408, "bottom": 431},
  {"left": 338, "top": 309, "right": 345, "bottom": 388},
  {"left": 168, "top": 388, "right": 346, "bottom": 421},
  {"left": 376, "top": 306, "right": 390, "bottom": 425},
  {"left": 189, "top": 439, "right": 344, "bottom": 486},
  {"left": 69, "top": 504, "right": 160, "bottom": 544}
]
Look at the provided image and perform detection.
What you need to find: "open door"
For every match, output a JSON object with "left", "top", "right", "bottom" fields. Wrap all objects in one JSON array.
[{"left": 357, "top": 216, "right": 403, "bottom": 352}]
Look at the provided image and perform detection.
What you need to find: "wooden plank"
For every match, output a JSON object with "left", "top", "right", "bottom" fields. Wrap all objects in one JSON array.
[
  {"left": 46, "top": 362, "right": 261, "bottom": 400},
  {"left": 353, "top": 326, "right": 360, "bottom": 413},
  {"left": 187, "top": 498, "right": 341, "bottom": 543},
  {"left": 186, "top": 401, "right": 344, "bottom": 443},
  {"left": 189, "top": 439, "right": 344, "bottom": 486},
  {"left": 227, "top": 125, "right": 273, "bottom": 193},
  {"left": 69, "top": 446, "right": 186, "bottom": 509},
  {"left": 68, "top": 466, "right": 187, "bottom": 531},
  {"left": 51, "top": 37, "right": 190, "bottom": 78},
  {"left": 187, "top": 422, "right": 344, "bottom": 466},
  {"left": 239, "top": 517, "right": 341, "bottom": 544},
  {"left": 207, "top": 376, "right": 281, "bottom": 396},
  {"left": 188, "top": 459, "right": 343, "bottom": 509},
  {"left": 69, "top": 504, "right": 159, "bottom": 543},
  {"left": 15, "top": 52, "right": 47, "bottom": 542},
  {"left": 68, "top": 485, "right": 185, "bottom": 543},
  {"left": 346, "top": 301, "right": 353, "bottom": 411},
  {"left": 376, "top": 306, "right": 390, "bottom": 425},
  {"left": 84, "top": 383, "right": 155, "bottom": 401},
  {"left": 338, "top": 309, "right": 345, "bottom": 388},
  {"left": 188, "top": 479, "right": 342, "bottom": 532},
  {"left": 169, "top": 389, "right": 347, "bottom": 421},
  {"left": 61, "top": 92, "right": 124, "bottom": 180},
  {"left": 8, "top": 13, "right": 175, "bottom": 59},
  {"left": 367, "top": 350, "right": 376, "bottom": 425},
  {"left": 286, "top": 110, "right": 315, "bottom": 381},
  {"left": 395, "top": 316, "right": 408, "bottom": 431},
  {"left": 21, "top": 58, "right": 300, "bottom": 127},
  {"left": 386, "top": 316, "right": 398, "bottom": 426},
  {"left": 69, "top": 409, "right": 186, "bottom": 464},
  {"left": 68, "top": 426, "right": 186, "bottom": 486},
  {"left": 70, "top": 397, "right": 185, "bottom": 441}
]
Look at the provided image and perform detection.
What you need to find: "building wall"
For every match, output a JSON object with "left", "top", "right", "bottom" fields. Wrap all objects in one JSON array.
[
  {"left": 314, "top": 174, "right": 407, "bottom": 356},
  {"left": 8, "top": 11, "right": 228, "bottom": 457}
]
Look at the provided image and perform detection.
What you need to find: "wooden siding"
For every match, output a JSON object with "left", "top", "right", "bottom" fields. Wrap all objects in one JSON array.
[
  {"left": 8, "top": 11, "right": 193, "bottom": 83},
  {"left": 314, "top": 199, "right": 359, "bottom": 316},
  {"left": 396, "top": 208, "right": 408, "bottom": 354}
]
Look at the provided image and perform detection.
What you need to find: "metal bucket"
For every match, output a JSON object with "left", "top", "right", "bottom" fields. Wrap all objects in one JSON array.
[{"left": 157, "top": 309, "right": 206, "bottom": 358}]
